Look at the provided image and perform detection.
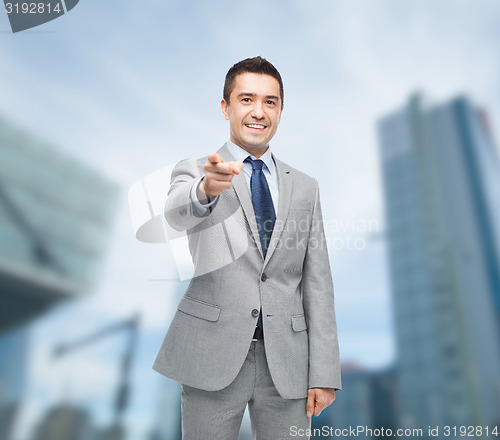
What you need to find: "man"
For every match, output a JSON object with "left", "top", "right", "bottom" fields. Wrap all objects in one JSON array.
[{"left": 153, "top": 56, "right": 341, "bottom": 439}]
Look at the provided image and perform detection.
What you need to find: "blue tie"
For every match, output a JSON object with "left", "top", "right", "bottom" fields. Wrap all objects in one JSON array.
[
  {"left": 245, "top": 157, "right": 276, "bottom": 256},
  {"left": 244, "top": 157, "right": 276, "bottom": 330}
]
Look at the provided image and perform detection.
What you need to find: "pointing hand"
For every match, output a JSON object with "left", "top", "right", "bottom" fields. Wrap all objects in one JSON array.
[{"left": 200, "top": 153, "right": 244, "bottom": 198}]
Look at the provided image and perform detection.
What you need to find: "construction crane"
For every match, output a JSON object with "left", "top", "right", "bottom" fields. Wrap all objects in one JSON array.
[{"left": 52, "top": 313, "right": 140, "bottom": 440}]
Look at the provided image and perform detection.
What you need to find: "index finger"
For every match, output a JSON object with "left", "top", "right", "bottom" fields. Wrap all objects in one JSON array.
[{"left": 207, "top": 153, "right": 224, "bottom": 165}]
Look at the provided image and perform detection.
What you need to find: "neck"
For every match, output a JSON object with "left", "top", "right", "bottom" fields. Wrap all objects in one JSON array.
[{"left": 231, "top": 138, "right": 269, "bottom": 159}]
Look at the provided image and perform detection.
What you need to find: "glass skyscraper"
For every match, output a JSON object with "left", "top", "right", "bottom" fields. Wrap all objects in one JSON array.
[{"left": 378, "top": 94, "right": 500, "bottom": 431}]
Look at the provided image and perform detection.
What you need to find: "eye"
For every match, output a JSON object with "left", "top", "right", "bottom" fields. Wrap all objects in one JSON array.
[
  {"left": 266, "top": 100, "right": 276, "bottom": 106},
  {"left": 242, "top": 98, "right": 251, "bottom": 103}
]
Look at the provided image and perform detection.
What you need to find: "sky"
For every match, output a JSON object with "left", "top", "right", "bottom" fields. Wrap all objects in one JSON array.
[{"left": 1, "top": 0, "right": 499, "bottom": 439}]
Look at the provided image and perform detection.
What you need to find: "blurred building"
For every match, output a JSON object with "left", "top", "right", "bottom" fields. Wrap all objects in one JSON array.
[
  {"left": 149, "top": 381, "right": 181, "bottom": 440},
  {"left": 0, "top": 115, "right": 120, "bottom": 439},
  {"left": 33, "top": 404, "right": 95, "bottom": 440},
  {"left": 0, "top": 326, "right": 29, "bottom": 440},
  {"left": 327, "top": 364, "right": 397, "bottom": 439},
  {"left": 149, "top": 281, "right": 187, "bottom": 440},
  {"left": 378, "top": 93, "right": 500, "bottom": 431},
  {"left": 329, "top": 364, "right": 371, "bottom": 437},
  {"left": 0, "top": 116, "right": 120, "bottom": 334},
  {"left": 369, "top": 366, "right": 397, "bottom": 432}
]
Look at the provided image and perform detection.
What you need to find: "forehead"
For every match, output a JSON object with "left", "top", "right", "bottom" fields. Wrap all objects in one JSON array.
[{"left": 231, "top": 72, "right": 280, "bottom": 97}]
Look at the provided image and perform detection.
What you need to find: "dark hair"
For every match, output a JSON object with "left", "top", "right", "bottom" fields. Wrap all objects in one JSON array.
[{"left": 223, "top": 56, "right": 284, "bottom": 107}]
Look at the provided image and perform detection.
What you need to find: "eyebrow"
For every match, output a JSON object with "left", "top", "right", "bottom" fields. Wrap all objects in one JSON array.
[{"left": 237, "top": 92, "right": 280, "bottom": 101}]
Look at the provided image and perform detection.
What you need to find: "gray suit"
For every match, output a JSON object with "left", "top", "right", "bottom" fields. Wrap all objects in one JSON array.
[{"left": 153, "top": 143, "right": 341, "bottom": 400}]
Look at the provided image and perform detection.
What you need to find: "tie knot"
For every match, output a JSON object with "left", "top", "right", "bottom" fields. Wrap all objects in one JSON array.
[{"left": 244, "top": 157, "right": 264, "bottom": 171}]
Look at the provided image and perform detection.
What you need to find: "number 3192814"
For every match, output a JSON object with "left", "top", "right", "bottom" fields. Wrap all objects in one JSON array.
[{"left": 5, "top": 3, "right": 62, "bottom": 14}]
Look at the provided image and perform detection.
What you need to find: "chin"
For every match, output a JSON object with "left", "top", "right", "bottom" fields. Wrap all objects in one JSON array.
[
  {"left": 246, "top": 143, "right": 269, "bottom": 151},
  {"left": 245, "top": 136, "right": 269, "bottom": 146}
]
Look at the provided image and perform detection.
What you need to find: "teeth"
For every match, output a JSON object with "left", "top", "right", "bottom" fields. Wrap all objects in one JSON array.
[{"left": 246, "top": 124, "right": 265, "bottom": 129}]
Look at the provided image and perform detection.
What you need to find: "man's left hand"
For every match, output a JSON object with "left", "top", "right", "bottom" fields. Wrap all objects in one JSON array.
[{"left": 306, "top": 388, "right": 336, "bottom": 417}]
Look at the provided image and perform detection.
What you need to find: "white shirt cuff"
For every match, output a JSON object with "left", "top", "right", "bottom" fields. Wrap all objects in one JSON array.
[{"left": 190, "top": 176, "right": 218, "bottom": 217}]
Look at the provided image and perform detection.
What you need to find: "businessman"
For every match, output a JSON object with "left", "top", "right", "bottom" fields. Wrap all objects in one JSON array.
[{"left": 153, "top": 56, "right": 341, "bottom": 439}]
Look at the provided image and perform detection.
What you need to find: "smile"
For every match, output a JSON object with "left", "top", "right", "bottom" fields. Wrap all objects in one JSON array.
[{"left": 245, "top": 124, "right": 267, "bottom": 130}]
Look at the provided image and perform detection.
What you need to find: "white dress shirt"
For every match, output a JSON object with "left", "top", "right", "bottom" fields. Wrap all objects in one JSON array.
[{"left": 190, "top": 140, "right": 279, "bottom": 216}]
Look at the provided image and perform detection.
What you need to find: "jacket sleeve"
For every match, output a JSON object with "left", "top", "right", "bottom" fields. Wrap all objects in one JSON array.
[
  {"left": 164, "top": 158, "right": 220, "bottom": 232},
  {"left": 301, "top": 179, "right": 342, "bottom": 390}
]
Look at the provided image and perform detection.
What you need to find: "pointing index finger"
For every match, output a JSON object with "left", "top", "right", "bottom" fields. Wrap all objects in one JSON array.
[{"left": 208, "top": 153, "right": 224, "bottom": 165}]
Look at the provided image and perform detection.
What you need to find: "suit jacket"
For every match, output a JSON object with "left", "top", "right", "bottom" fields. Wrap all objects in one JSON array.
[{"left": 152, "top": 143, "right": 341, "bottom": 399}]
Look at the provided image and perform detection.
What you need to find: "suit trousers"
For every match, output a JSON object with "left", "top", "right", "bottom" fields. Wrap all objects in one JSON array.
[{"left": 181, "top": 339, "right": 311, "bottom": 440}]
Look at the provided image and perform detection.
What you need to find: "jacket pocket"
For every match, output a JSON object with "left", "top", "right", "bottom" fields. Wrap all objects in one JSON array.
[
  {"left": 178, "top": 296, "right": 221, "bottom": 322},
  {"left": 291, "top": 314, "right": 308, "bottom": 332}
]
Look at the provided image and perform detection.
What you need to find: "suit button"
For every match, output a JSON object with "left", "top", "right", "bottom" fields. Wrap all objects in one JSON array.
[
  {"left": 261, "top": 273, "right": 267, "bottom": 282},
  {"left": 251, "top": 309, "right": 259, "bottom": 317}
]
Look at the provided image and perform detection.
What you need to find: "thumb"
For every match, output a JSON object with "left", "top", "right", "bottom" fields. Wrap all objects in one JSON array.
[
  {"left": 306, "top": 389, "right": 316, "bottom": 418},
  {"left": 232, "top": 161, "right": 244, "bottom": 174}
]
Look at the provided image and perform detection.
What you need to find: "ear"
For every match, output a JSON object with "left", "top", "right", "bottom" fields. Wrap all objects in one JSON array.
[{"left": 221, "top": 99, "right": 230, "bottom": 121}]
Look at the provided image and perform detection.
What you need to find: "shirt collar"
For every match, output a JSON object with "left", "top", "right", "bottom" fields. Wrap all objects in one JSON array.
[{"left": 226, "top": 139, "right": 276, "bottom": 174}]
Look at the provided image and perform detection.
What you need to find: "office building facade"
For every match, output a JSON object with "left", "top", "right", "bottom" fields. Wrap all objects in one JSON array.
[{"left": 377, "top": 94, "right": 500, "bottom": 430}]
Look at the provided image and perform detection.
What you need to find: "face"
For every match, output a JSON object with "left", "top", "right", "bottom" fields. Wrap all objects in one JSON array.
[{"left": 221, "top": 72, "right": 283, "bottom": 156}]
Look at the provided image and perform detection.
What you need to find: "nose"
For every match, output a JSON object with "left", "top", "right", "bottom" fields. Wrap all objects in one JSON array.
[{"left": 250, "top": 101, "right": 265, "bottom": 120}]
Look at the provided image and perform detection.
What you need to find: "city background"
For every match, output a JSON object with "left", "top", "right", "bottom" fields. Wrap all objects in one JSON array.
[{"left": 0, "top": 1, "right": 499, "bottom": 439}]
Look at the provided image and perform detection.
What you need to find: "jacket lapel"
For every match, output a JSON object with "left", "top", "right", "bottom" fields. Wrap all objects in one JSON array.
[
  {"left": 263, "top": 156, "right": 292, "bottom": 267},
  {"left": 217, "top": 143, "right": 265, "bottom": 259},
  {"left": 216, "top": 143, "right": 293, "bottom": 265}
]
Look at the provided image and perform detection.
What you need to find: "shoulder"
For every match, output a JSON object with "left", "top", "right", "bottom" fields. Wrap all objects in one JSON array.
[
  {"left": 170, "top": 156, "right": 205, "bottom": 181},
  {"left": 274, "top": 157, "right": 318, "bottom": 189},
  {"left": 194, "top": 143, "right": 229, "bottom": 169},
  {"left": 172, "top": 151, "right": 212, "bottom": 172}
]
